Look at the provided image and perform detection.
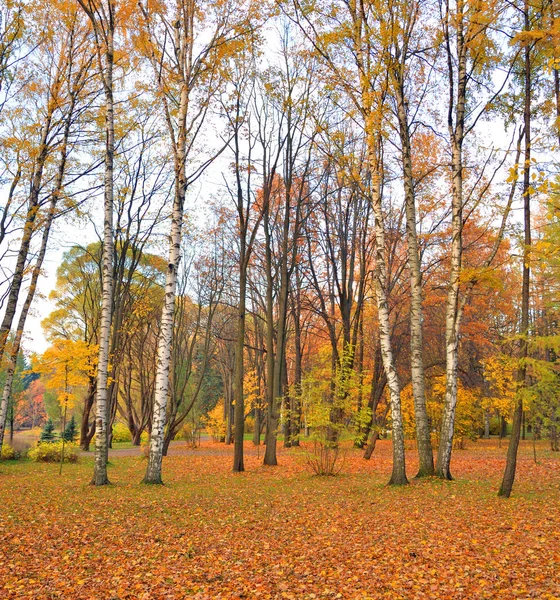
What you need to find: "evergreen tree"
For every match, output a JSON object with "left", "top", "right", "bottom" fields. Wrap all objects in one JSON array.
[
  {"left": 40, "top": 418, "right": 56, "bottom": 443},
  {"left": 61, "top": 416, "right": 77, "bottom": 442}
]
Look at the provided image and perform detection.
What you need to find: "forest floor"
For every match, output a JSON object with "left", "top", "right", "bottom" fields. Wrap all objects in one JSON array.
[{"left": 0, "top": 439, "right": 558, "bottom": 600}]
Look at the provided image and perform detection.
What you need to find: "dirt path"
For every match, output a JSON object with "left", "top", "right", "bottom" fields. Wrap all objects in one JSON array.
[{"left": 82, "top": 437, "right": 269, "bottom": 458}]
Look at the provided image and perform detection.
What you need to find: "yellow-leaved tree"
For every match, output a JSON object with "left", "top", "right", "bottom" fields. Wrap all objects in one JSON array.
[
  {"left": 204, "top": 400, "right": 226, "bottom": 443},
  {"left": 481, "top": 354, "right": 516, "bottom": 437},
  {"left": 33, "top": 340, "right": 98, "bottom": 426},
  {"left": 427, "top": 376, "right": 482, "bottom": 450}
]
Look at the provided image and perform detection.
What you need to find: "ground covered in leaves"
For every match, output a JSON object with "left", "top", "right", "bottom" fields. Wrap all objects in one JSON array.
[{"left": 0, "top": 439, "right": 559, "bottom": 599}]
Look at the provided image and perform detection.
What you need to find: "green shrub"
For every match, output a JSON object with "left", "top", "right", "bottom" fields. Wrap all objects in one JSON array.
[
  {"left": 28, "top": 441, "right": 79, "bottom": 463},
  {"left": 112, "top": 422, "right": 132, "bottom": 443},
  {"left": 1, "top": 444, "right": 20, "bottom": 460}
]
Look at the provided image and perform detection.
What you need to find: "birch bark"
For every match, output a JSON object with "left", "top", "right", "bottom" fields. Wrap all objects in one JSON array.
[
  {"left": 394, "top": 71, "right": 434, "bottom": 477},
  {"left": 0, "top": 48, "right": 65, "bottom": 365},
  {"left": 76, "top": 0, "right": 116, "bottom": 486},
  {"left": 144, "top": 183, "right": 184, "bottom": 483},
  {"left": 0, "top": 196, "right": 57, "bottom": 452},
  {"left": 435, "top": 0, "right": 467, "bottom": 479}
]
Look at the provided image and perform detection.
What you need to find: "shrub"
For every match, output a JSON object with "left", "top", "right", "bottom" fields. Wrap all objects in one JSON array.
[
  {"left": 303, "top": 440, "right": 344, "bottom": 476},
  {"left": 28, "top": 441, "right": 79, "bottom": 463},
  {"left": 112, "top": 422, "right": 132, "bottom": 443},
  {"left": 1, "top": 444, "right": 20, "bottom": 460}
]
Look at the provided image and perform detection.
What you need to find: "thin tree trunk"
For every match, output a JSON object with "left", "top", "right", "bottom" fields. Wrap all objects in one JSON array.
[
  {"left": 90, "top": 14, "right": 115, "bottom": 487},
  {"left": 264, "top": 261, "right": 289, "bottom": 465},
  {"left": 253, "top": 407, "right": 261, "bottom": 446},
  {"left": 0, "top": 195, "right": 57, "bottom": 452},
  {"left": 0, "top": 53, "right": 80, "bottom": 443},
  {"left": 263, "top": 202, "right": 277, "bottom": 465},
  {"left": 484, "top": 409, "right": 490, "bottom": 439},
  {"left": 0, "top": 50, "right": 64, "bottom": 365},
  {"left": 291, "top": 279, "right": 302, "bottom": 447},
  {"left": 233, "top": 261, "right": 247, "bottom": 472},
  {"left": 499, "top": 4, "right": 531, "bottom": 497},
  {"left": 436, "top": 0, "right": 467, "bottom": 479},
  {"left": 80, "top": 380, "right": 96, "bottom": 451}
]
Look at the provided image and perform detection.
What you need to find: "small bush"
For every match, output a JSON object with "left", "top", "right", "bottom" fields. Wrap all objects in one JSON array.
[
  {"left": 1, "top": 444, "right": 20, "bottom": 460},
  {"left": 304, "top": 440, "right": 344, "bottom": 476},
  {"left": 112, "top": 422, "right": 132, "bottom": 443},
  {"left": 28, "top": 441, "right": 79, "bottom": 463},
  {"left": 177, "top": 422, "right": 201, "bottom": 448}
]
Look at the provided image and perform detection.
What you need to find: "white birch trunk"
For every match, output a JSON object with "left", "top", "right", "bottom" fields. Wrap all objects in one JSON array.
[
  {"left": 395, "top": 77, "right": 434, "bottom": 477},
  {"left": 91, "top": 21, "right": 115, "bottom": 487},
  {"left": 436, "top": 134, "right": 464, "bottom": 480},
  {"left": 0, "top": 196, "right": 57, "bottom": 452},
  {"left": 143, "top": 70, "right": 189, "bottom": 482},
  {"left": 435, "top": 0, "right": 467, "bottom": 479},
  {"left": 367, "top": 140, "right": 408, "bottom": 485},
  {"left": 143, "top": 187, "right": 184, "bottom": 483}
]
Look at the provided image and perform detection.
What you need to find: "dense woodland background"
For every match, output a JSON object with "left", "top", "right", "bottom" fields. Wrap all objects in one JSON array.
[{"left": 0, "top": 0, "right": 558, "bottom": 498}]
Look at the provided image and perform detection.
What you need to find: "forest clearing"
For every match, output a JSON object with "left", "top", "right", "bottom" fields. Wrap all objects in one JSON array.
[{"left": 1, "top": 439, "right": 559, "bottom": 599}]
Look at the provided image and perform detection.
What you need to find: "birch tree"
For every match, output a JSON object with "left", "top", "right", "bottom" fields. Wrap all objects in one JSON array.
[
  {"left": 289, "top": 0, "right": 408, "bottom": 483},
  {"left": 435, "top": 0, "right": 506, "bottom": 479},
  {"left": 139, "top": 0, "right": 243, "bottom": 483},
  {"left": 76, "top": 0, "right": 117, "bottom": 486},
  {"left": 0, "top": 6, "right": 93, "bottom": 452},
  {"left": 382, "top": 0, "right": 434, "bottom": 476}
]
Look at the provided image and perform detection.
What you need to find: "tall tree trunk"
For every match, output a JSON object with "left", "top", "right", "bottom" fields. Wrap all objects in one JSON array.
[
  {"left": 499, "top": 3, "right": 532, "bottom": 497},
  {"left": 264, "top": 256, "right": 290, "bottom": 465},
  {"left": 436, "top": 0, "right": 467, "bottom": 479},
  {"left": 291, "top": 275, "right": 303, "bottom": 447},
  {"left": 233, "top": 260, "right": 247, "bottom": 472},
  {"left": 369, "top": 160, "right": 408, "bottom": 485},
  {"left": 90, "top": 12, "right": 115, "bottom": 487},
  {"left": 0, "top": 195, "right": 57, "bottom": 452},
  {"left": 143, "top": 177, "right": 185, "bottom": 484},
  {"left": 0, "top": 70, "right": 60, "bottom": 365},
  {"left": 0, "top": 55, "right": 79, "bottom": 447},
  {"left": 395, "top": 72, "right": 434, "bottom": 477},
  {"left": 263, "top": 202, "right": 277, "bottom": 465}
]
